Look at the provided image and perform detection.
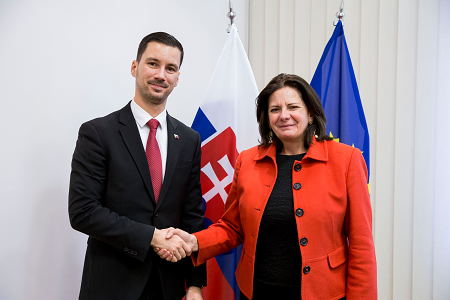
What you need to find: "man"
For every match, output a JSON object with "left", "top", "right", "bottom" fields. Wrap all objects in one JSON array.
[{"left": 69, "top": 32, "right": 206, "bottom": 300}]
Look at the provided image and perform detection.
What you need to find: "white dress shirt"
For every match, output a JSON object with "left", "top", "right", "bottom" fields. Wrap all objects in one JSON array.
[{"left": 130, "top": 99, "right": 168, "bottom": 183}]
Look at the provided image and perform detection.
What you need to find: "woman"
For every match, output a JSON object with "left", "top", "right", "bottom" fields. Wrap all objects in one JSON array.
[{"left": 159, "top": 74, "right": 377, "bottom": 299}]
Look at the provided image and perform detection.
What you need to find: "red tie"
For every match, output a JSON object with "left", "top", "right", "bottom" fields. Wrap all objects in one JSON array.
[{"left": 146, "top": 119, "right": 162, "bottom": 202}]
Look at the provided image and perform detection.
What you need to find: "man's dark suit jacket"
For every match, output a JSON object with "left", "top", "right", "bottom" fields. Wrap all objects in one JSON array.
[{"left": 69, "top": 102, "right": 206, "bottom": 300}]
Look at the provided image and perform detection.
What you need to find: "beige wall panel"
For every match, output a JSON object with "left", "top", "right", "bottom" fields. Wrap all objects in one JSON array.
[
  {"left": 412, "top": 0, "right": 439, "bottom": 298},
  {"left": 374, "top": 0, "right": 399, "bottom": 299},
  {"left": 392, "top": 1, "right": 419, "bottom": 299},
  {"left": 359, "top": 0, "right": 379, "bottom": 221},
  {"left": 279, "top": 0, "right": 295, "bottom": 75},
  {"left": 264, "top": 0, "right": 280, "bottom": 85},
  {"left": 293, "top": 0, "right": 312, "bottom": 80},
  {"left": 325, "top": 0, "right": 336, "bottom": 38},
  {"left": 249, "top": 0, "right": 265, "bottom": 90},
  {"left": 433, "top": 1, "right": 450, "bottom": 298},
  {"left": 309, "top": 0, "right": 327, "bottom": 76}
]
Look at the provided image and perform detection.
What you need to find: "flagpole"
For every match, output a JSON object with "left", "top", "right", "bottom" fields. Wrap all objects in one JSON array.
[
  {"left": 333, "top": 0, "right": 345, "bottom": 26},
  {"left": 226, "top": 0, "right": 236, "bottom": 32}
]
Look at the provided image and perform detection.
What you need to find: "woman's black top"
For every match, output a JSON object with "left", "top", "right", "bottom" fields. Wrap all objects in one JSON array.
[{"left": 253, "top": 153, "right": 306, "bottom": 288}]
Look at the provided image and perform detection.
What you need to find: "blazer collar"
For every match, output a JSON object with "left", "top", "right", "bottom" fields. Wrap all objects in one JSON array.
[
  {"left": 304, "top": 137, "right": 328, "bottom": 162},
  {"left": 254, "top": 136, "right": 328, "bottom": 162},
  {"left": 157, "top": 112, "right": 179, "bottom": 208},
  {"left": 166, "top": 111, "right": 178, "bottom": 130},
  {"left": 119, "top": 101, "right": 134, "bottom": 125},
  {"left": 119, "top": 102, "right": 156, "bottom": 202},
  {"left": 254, "top": 143, "right": 277, "bottom": 161}
]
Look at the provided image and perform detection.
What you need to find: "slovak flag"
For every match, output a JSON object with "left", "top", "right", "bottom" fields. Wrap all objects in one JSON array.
[{"left": 191, "top": 24, "right": 259, "bottom": 300}]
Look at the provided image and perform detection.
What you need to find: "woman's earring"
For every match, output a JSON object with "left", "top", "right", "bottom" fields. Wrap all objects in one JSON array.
[
  {"left": 309, "top": 120, "right": 313, "bottom": 125},
  {"left": 269, "top": 130, "right": 273, "bottom": 143}
]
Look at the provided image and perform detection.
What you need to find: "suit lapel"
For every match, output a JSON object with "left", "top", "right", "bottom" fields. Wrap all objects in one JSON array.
[
  {"left": 118, "top": 102, "right": 156, "bottom": 203},
  {"left": 157, "top": 113, "right": 180, "bottom": 208}
]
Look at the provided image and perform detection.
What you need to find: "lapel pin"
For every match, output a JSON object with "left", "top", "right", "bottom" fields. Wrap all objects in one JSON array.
[{"left": 174, "top": 134, "right": 179, "bottom": 139}]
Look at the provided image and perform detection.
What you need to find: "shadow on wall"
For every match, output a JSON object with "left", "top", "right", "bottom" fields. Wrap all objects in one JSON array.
[{"left": 24, "top": 187, "right": 86, "bottom": 300}]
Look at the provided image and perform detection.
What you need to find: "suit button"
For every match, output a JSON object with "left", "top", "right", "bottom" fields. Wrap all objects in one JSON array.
[
  {"left": 294, "top": 163, "right": 302, "bottom": 171},
  {"left": 303, "top": 266, "right": 310, "bottom": 274},
  {"left": 124, "top": 247, "right": 129, "bottom": 252},
  {"left": 155, "top": 211, "right": 159, "bottom": 217},
  {"left": 295, "top": 208, "right": 304, "bottom": 217},
  {"left": 293, "top": 183, "right": 301, "bottom": 190},
  {"left": 300, "top": 237, "right": 308, "bottom": 246}
]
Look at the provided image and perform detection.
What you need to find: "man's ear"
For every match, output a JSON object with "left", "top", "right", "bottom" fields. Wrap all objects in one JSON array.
[
  {"left": 174, "top": 71, "right": 180, "bottom": 87},
  {"left": 131, "top": 60, "right": 138, "bottom": 78}
]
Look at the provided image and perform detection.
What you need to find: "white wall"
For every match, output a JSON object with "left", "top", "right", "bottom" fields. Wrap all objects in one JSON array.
[
  {"left": 3, "top": 1, "right": 449, "bottom": 299},
  {"left": 0, "top": 1, "right": 250, "bottom": 299}
]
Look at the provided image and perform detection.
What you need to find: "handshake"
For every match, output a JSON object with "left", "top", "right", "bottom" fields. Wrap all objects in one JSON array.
[{"left": 151, "top": 228, "right": 199, "bottom": 263}]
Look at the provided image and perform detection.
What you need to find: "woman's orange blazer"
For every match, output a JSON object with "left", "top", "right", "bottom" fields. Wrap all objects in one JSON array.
[{"left": 192, "top": 138, "right": 377, "bottom": 300}]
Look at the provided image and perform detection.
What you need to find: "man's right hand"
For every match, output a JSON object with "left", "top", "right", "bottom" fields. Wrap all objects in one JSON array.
[{"left": 150, "top": 228, "right": 192, "bottom": 262}]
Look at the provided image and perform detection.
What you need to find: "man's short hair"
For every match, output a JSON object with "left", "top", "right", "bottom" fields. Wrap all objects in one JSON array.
[{"left": 136, "top": 32, "right": 184, "bottom": 67}]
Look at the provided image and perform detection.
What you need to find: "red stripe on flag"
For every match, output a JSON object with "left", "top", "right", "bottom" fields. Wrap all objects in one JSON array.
[
  {"left": 182, "top": 258, "right": 235, "bottom": 300},
  {"left": 202, "top": 258, "right": 236, "bottom": 300}
]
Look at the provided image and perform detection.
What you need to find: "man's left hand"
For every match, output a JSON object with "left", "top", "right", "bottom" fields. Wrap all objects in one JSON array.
[{"left": 186, "top": 286, "right": 203, "bottom": 300}]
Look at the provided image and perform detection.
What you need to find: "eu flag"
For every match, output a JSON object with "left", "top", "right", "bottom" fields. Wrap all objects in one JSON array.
[{"left": 310, "top": 20, "right": 370, "bottom": 188}]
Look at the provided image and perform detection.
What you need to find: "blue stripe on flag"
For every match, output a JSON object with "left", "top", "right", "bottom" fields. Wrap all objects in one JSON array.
[
  {"left": 192, "top": 108, "right": 217, "bottom": 142},
  {"left": 216, "top": 245, "right": 242, "bottom": 300}
]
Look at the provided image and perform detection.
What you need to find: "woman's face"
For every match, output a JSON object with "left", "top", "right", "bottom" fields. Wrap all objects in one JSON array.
[{"left": 268, "top": 87, "right": 313, "bottom": 146}]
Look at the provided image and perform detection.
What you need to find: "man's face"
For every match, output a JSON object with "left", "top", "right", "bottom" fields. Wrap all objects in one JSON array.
[{"left": 131, "top": 41, "right": 181, "bottom": 106}]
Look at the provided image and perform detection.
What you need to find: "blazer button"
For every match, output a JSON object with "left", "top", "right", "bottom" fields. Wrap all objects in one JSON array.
[
  {"left": 300, "top": 237, "right": 308, "bottom": 246},
  {"left": 294, "top": 163, "right": 302, "bottom": 171},
  {"left": 124, "top": 247, "right": 129, "bottom": 252},
  {"left": 295, "top": 208, "right": 304, "bottom": 217},
  {"left": 155, "top": 211, "right": 159, "bottom": 217},
  {"left": 293, "top": 183, "right": 301, "bottom": 190},
  {"left": 303, "top": 266, "right": 311, "bottom": 274}
]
